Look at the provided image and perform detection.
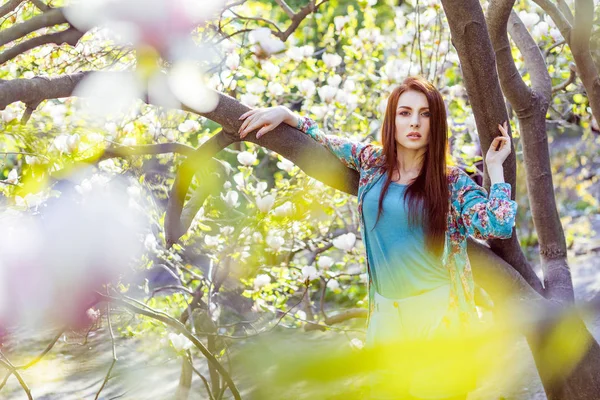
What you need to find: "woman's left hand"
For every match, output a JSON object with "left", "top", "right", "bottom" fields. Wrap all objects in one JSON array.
[{"left": 485, "top": 121, "right": 512, "bottom": 167}]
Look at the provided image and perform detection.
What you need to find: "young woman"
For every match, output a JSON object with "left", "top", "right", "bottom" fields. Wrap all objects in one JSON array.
[{"left": 238, "top": 76, "right": 517, "bottom": 399}]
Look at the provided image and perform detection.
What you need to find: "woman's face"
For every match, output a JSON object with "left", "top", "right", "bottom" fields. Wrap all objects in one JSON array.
[{"left": 394, "top": 89, "right": 431, "bottom": 153}]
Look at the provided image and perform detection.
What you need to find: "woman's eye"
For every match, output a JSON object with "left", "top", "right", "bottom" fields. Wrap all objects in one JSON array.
[
  {"left": 398, "top": 111, "right": 410, "bottom": 116},
  {"left": 422, "top": 112, "right": 431, "bottom": 117}
]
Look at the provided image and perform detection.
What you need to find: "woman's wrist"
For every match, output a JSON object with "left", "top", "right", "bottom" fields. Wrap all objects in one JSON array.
[
  {"left": 279, "top": 106, "right": 298, "bottom": 128},
  {"left": 488, "top": 164, "right": 505, "bottom": 185}
]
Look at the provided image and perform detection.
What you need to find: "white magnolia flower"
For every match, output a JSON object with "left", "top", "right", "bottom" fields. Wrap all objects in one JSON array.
[
  {"left": 346, "top": 94, "right": 359, "bottom": 111},
  {"left": 226, "top": 53, "right": 240, "bottom": 70},
  {"left": 261, "top": 62, "right": 280, "bottom": 79},
  {"left": 268, "top": 82, "right": 285, "bottom": 96},
  {"left": 333, "top": 232, "right": 356, "bottom": 251},
  {"left": 178, "top": 119, "right": 200, "bottom": 133},
  {"left": 233, "top": 172, "right": 245, "bottom": 187},
  {"left": 350, "top": 338, "right": 364, "bottom": 350},
  {"left": 277, "top": 157, "right": 295, "bottom": 172},
  {"left": 15, "top": 192, "right": 46, "bottom": 209},
  {"left": 549, "top": 28, "right": 562, "bottom": 42},
  {"left": 255, "top": 181, "right": 268, "bottom": 195},
  {"left": 252, "top": 231, "right": 263, "bottom": 243},
  {"left": 144, "top": 233, "right": 159, "bottom": 252},
  {"left": 6, "top": 169, "right": 18, "bottom": 184},
  {"left": 68, "top": 134, "right": 81, "bottom": 151},
  {"left": 301, "top": 265, "right": 319, "bottom": 281},
  {"left": 249, "top": 27, "right": 286, "bottom": 55},
  {"left": 301, "top": 45, "right": 315, "bottom": 57},
  {"left": 25, "top": 155, "right": 42, "bottom": 165},
  {"left": 462, "top": 143, "right": 478, "bottom": 158},
  {"left": 532, "top": 21, "right": 549, "bottom": 38},
  {"left": 121, "top": 137, "right": 136, "bottom": 147},
  {"left": 104, "top": 122, "right": 118, "bottom": 139},
  {"left": 87, "top": 132, "right": 104, "bottom": 143},
  {"left": 240, "top": 93, "right": 260, "bottom": 107},
  {"left": 266, "top": 235, "right": 284, "bottom": 251},
  {"left": 327, "top": 74, "right": 342, "bottom": 88},
  {"left": 322, "top": 53, "right": 342, "bottom": 69},
  {"left": 327, "top": 279, "right": 340, "bottom": 291},
  {"left": 334, "top": 15, "right": 350, "bottom": 31},
  {"left": 53, "top": 134, "right": 80, "bottom": 154},
  {"left": 254, "top": 274, "right": 271, "bottom": 289},
  {"left": 317, "top": 256, "right": 334, "bottom": 269},
  {"left": 384, "top": 59, "right": 409, "bottom": 82},
  {"left": 256, "top": 194, "right": 275, "bottom": 213},
  {"left": 311, "top": 105, "right": 329, "bottom": 120},
  {"left": 318, "top": 85, "right": 338, "bottom": 103},
  {"left": 220, "top": 225, "right": 235, "bottom": 235},
  {"left": 518, "top": 11, "right": 540, "bottom": 29},
  {"left": 2, "top": 109, "right": 16, "bottom": 123},
  {"left": 221, "top": 190, "right": 240, "bottom": 208},
  {"left": 287, "top": 46, "right": 305, "bottom": 62},
  {"left": 246, "top": 78, "right": 266, "bottom": 94},
  {"left": 298, "top": 79, "right": 316, "bottom": 96},
  {"left": 335, "top": 90, "right": 349, "bottom": 105},
  {"left": 295, "top": 310, "right": 307, "bottom": 320},
  {"left": 237, "top": 151, "right": 257, "bottom": 166},
  {"left": 343, "top": 79, "right": 356, "bottom": 92},
  {"left": 204, "top": 234, "right": 220, "bottom": 247},
  {"left": 273, "top": 201, "right": 293, "bottom": 217},
  {"left": 75, "top": 179, "right": 93, "bottom": 195},
  {"left": 169, "top": 333, "right": 194, "bottom": 352},
  {"left": 123, "top": 122, "right": 135, "bottom": 134},
  {"left": 377, "top": 97, "right": 389, "bottom": 115}
]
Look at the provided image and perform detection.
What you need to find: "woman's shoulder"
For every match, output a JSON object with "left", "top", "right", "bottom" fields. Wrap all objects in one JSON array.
[{"left": 362, "top": 144, "right": 385, "bottom": 168}]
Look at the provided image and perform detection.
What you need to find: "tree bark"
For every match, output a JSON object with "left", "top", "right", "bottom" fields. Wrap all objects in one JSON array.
[{"left": 451, "top": 0, "right": 600, "bottom": 397}]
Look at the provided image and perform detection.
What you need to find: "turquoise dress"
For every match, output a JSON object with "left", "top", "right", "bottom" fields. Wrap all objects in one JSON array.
[
  {"left": 362, "top": 171, "right": 451, "bottom": 299},
  {"left": 363, "top": 172, "right": 472, "bottom": 399}
]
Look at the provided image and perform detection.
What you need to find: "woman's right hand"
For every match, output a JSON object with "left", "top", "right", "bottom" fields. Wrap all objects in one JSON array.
[{"left": 238, "top": 106, "right": 296, "bottom": 139}]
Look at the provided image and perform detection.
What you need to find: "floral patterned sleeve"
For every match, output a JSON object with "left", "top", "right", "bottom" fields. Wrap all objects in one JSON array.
[
  {"left": 295, "top": 115, "right": 375, "bottom": 172},
  {"left": 453, "top": 168, "right": 518, "bottom": 240}
]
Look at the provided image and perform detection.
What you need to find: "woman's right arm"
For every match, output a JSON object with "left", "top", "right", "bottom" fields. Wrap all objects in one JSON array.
[{"left": 239, "top": 106, "right": 377, "bottom": 172}]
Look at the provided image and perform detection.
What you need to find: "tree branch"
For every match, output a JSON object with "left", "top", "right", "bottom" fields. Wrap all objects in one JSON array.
[
  {"left": 274, "top": 0, "right": 295, "bottom": 18},
  {"left": 0, "top": 7, "right": 67, "bottom": 47},
  {"left": 97, "top": 292, "right": 242, "bottom": 400},
  {"left": 440, "top": 0, "right": 543, "bottom": 294},
  {"left": 0, "top": 0, "right": 24, "bottom": 19},
  {"left": 552, "top": 63, "right": 577, "bottom": 93},
  {"left": 30, "top": 0, "right": 50, "bottom": 12},
  {"left": 570, "top": 0, "right": 600, "bottom": 123},
  {"left": 0, "top": 26, "right": 83, "bottom": 66},
  {"left": 530, "top": 0, "right": 572, "bottom": 41},
  {"left": 507, "top": 10, "right": 552, "bottom": 101},
  {"left": 486, "top": 0, "right": 531, "bottom": 110}
]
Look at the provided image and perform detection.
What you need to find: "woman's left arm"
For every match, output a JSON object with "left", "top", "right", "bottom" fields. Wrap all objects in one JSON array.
[{"left": 456, "top": 122, "right": 518, "bottom": 240}]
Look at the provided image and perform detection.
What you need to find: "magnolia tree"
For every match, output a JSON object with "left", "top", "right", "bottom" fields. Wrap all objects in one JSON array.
[{"left": 0, "top": 0, "right": 599, "bottom": 399}]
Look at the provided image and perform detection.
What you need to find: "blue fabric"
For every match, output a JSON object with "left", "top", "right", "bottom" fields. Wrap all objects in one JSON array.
[{"left": 363, "top": 172, "right": 451, "bottom": 299}]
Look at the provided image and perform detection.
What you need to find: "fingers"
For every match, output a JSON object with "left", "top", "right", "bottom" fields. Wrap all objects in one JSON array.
[
  {"left": 498, "top": 121, "right": 510, "bottom": 137},
  {"left": 239, "top": 114, "right": 264, "bottom": 139},
  {"left": 491, "top": 136, "right": 510, "bottom": 151},
  {"left": 256, "top": 125, "right": 272, "bottom": 139}
]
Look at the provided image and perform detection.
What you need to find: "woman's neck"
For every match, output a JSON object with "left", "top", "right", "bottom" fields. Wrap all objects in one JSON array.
[{"left": 396, "top": 148, "right": 425, "bottom": 175}]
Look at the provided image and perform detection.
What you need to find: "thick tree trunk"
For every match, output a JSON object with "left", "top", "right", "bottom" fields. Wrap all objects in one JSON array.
[{"left": 446, "top": 0, "right": 600, "bottom": 398}]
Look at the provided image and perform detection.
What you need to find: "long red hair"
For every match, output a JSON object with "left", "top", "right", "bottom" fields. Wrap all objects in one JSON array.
[{"left": 371, "top": 76, "right": 450, "bottom": 259}]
